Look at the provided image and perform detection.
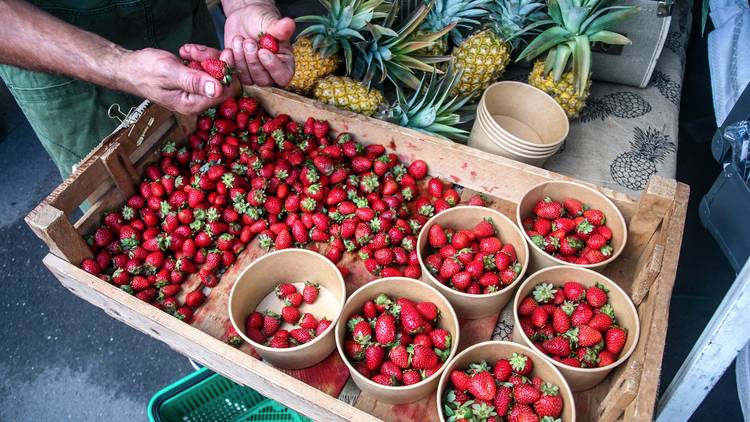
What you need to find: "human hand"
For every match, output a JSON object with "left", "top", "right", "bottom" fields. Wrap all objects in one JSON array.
[
  {"left": 223, "top": 1, "right": 295, "bottom": 86},
  {"left": 117, "top": 47, "right": 239, "bottom": 115}
]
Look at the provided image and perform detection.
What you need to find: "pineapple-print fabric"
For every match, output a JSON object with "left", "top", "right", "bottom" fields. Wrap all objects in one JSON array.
[{"left": 506, "top": 1, "right": 690, "bottom": 195}]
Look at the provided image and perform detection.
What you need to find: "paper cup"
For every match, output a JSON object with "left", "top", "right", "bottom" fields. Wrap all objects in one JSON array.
[
  {"left": 512, "top": 266, "right": 640, "bottom": 391},
  {"left": 228, "top": 248, "right": 346, "bottom": 369},
  {"left": 335, "top": 277, "right": 459, "bottom": 404},
  {"left": 516, "top": 181, "right": 628, "bottom": 272},
  {"left": 417, "top": 206, "right": 529, "bottom": 319},
  {"left": 477, "top": 106, "right": 559, "bottom": 154},
  {"left": 437, "top": 341, "right": 576, "bottom": 421}
]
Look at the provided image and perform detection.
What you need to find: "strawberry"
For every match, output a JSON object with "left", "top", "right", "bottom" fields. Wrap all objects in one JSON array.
[
  {"left": 365, "top": 345, "right": 385, "bottom": 371},
  {"left": 427, "top": 177, "right": 444, "bottom": 198},
  {"left": 439, "top": 258, "right": 461, "bottom": 279},
  {"left": 552, "top": 307, "right": 571, "bottom": 334},
  {"left": 281, "top": 305, "right": 300, "bottom": 324},
  {"left": 586, "top": 284, "right": 609, "bottom": 308},
  {"left": 185, "top": 290, "right": 205, "bottom": 308},
  {"left": 400, "top": 301, "right": 425, "bottom": 334},
  {"left": 450, "top": 369, "right": 472, "bottom": 392},
  {"left": 389, "top": 345, "right": 411, "bottom": 369},
  {"left": 518, "top": 296, "right": 538, "bottom": 316},
  {"left": 428, "top": 224, "right": 447, "bottom": 248},
  {"left": 290, "top": 328, "right": 314, "bottom": 344},
  {"left": 534, "top": 383, "right": 563, "bottom": 417},
  {"left": 246, "top": 311, "right": 263, "bottom": 330},
  {"left": 514, "top": 383, "right": 541, "bottom": 405},
  {"left": 451, "top": 272, "right": 472, "bottom": 291},
  {"left": 302, "top": 281, "right": 319, "bottom": 304},
  {"left": 257, "top": 32, "right": 279, "bottom": 53},
  {"left": 596, "top": 225, "right": 613, "bottom": 240},
  {"left": 570, "top": 302, "right": 594, "bottom": 326},
  {"left": 561, "top": 357, "right": 581, "bottom": 367},
  {"left": 583, "top": 208, "right": 606, "bottom": 226},
  {"left": 598, "top": 350, "right": 616, "bottom": 367},
  {"left": 402, "top": 370, "right": 422, "bottom": 385},
  {"left": 494, "top": 386, "right": 513, "bottom": 416},
  {"left": 286, "top": 292, "right": 303, "bottom": 307},
  {"left": 351, "top": 319, "right": 372, "bottom": 344},
  {"left": 374, "top": 313, "right": 396, "bottom": 344},
  {"left": 200, "top": 59, "right": 232, "bottom": 85},
  {"left": 430, "top": 329, "right": 451, "bottom": 350},
  {"left": 298, "top": 313, "right": 318, "bottom": 330},
  {"left": 530, "top": 306, "right": 548, "bottom": 328},
  {"left": 510, "top": 353, "right": 533, "bottom": 376},
  {"left": 577, "top": 324, "right": 603, "bottom": 347},
  {"left": 371, "top": 374, "right": 394, "bottom": 386},
  {"left": 588, "top": 312, "right": 613, "bottom": 332},
  {"left": 533, "top": 218, "right": 552, "bottom": 236},
  {"left": 81, "top": 258, "right": 101, "bottom": 275},
  {"left": 563, "top": 281, "right": 586, "bottom": 301},
  {"left": 269, "top": 331, "right": 290, "bottom": 348},
  {"left": 411, "top": 344, "right": 439, "bottom": 369},
  {"left": 534, "top": 197, "right": 563, "bottom": 219},
  {"left": 493, "top": 359, "right": 512, "bottom": 382},
  {"left": 468, "top": 371, "right": 496, "bottom": 401},
  {"left": 606, "top": 327, "right": 627, "bottom": 355},
  {"left": 586, "top": 232, "right": 608, "bottom": 250},
  {"left": 542, "top": 337, "right": 571, "bottom": 357},
  {"left": 316, "top": 319, "right": 332, "bottom": 335},
  {"left": 407, "top": 160, "right": 428, "bottom": 179},
  {"left": 262, "top": 311, "right": 281, "bottom": 337},
  {"left": 381, "top": 361, "right": 403, "bottom": 382},
  {"left": 174, "top": 306, "right": 193, "bottom": 322},
  {"left": 563, "top": 197, "right": 584, "bottom": 216}
]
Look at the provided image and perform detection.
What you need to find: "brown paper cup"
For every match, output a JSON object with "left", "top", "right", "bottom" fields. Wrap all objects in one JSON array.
[
  {"left": 437, "top": 341, "right": 576, "bottom": 421},
  {"left": 228, "top": 248, "right": 346, "bottom": 369},
  {"left": 335, "top": 277, "right": 460, "bottom": 404},
  {"left": 417, "top": 206, "right": 529, "bottom": 319},
  {"left": 516, "top": 181, "right": 628, "bottom": 272},
  {"left": 512, "top": 266, "right": 640, "bottom": 391},
  {"left": 476, "top": 109, "right": 557, "bottom": 157},
  {"left": 479, "top": 81, "right": 569, "bottom": 149},
  {"left": 477, "top": 106, "right": 559, "bottom": 154},
  {"left": 469, "top": 117, "right": 551, "bottom": 167}
]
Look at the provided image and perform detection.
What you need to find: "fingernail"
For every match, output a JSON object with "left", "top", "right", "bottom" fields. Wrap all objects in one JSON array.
[
  {"left": 233, "top": 38, "right": 242, "bottom": 51},
  {"left": 195, "top": 45, "right": 206, "bottom": 51},
  {"left": 204, "top": 81, "right": 215, "bottom": 97},
  {"left": 245, "top": 42, "right": 257, "bottom": 54}
]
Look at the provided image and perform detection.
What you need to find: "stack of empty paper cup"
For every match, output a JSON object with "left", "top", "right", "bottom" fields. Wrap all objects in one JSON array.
[{"left": 469, "top": 81, "right": 569, "bottom": 167}]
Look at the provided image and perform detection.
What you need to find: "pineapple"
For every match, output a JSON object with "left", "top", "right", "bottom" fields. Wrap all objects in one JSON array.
[
  {"left": 352, "top": 2, "right": 455, "bottom": 90},
  {"left": 289, "top": 0, "right": 388, "bottom": 94},
  {"left": 518, "top": 0, "right": 639, "bottom": 119},
  {"left": 313, "top": 75, "right": 385, "bottom": 116},
  {"left": 450, "top": 0, "right": 546, "bottom": 97},
  {"left": 610, "top": 127, "right": 675, "bottom": 191},
  {"left": 378, "top": 65, "right": 474, "bottom": 141},
  {"left": 417, "top": 0, "right": 491, "bottom": 55}
]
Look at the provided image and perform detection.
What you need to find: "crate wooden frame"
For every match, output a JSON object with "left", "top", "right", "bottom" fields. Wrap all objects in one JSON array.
[{"left": 26, "top": 87, "right": 689, "bottom": 421}]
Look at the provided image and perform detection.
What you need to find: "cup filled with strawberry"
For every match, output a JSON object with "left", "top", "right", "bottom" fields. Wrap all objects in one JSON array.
[
  {"left": 417, "top": 206, "right": 529, "bottom": 319},
  {"left": 512, "top": 266, "right": 639, "bottom": 391},
  {"left": 335, "top": 277, "right": 459, "bottom": 403},
  {"left": 516, "top": 181, "right": 627, "bottom": 271},
  {"left": 228, "top": 249, "right": 346, "bottom": 369},
  {"left": 437, "top": 341, "right": 575, "bottom": 422}
]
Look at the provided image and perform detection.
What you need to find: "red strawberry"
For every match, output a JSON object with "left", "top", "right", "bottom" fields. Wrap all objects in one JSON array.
[
  {"left": 428, "top": 224, "right": 447, "bottom": 248},
  {"left": 269, "top": 331, "right": 290, "bottom": 348},
  {"left": 286, "top": 292, "right": 303, "bottom": 307},
  {"left": 200, "top": 59, "right": 232, "bottom": 85},
  {"left": 518, "top": 296, "right": 538, "bottom": 316},
  {"left": 563, "top": 281, "right": 586, "bottom": 301},
  {"left": 81, "top": 258, "right": 101, "bottom": 275},
  {"left": 588, "top": 312, "right": 613, "bottom": 332},
  {"left": 281, "top": 305, "right": 301, "bottom": 324},
  {"left": 400, "top": 301, "right": 425, "bottom": 334},
  {"left": 510, "top": 353, "right": 533, "bottom": 375},
  {"left": 450, "top": 369, "right": 471, "bottom": 391},
  {"left": 530, "top": 306, "right": 548, "bottom": 328},
  {"left": 407, "top": 160, "right": 428, "bottom": 179},
  {"left": 598, "top": 350, "right": 616, "bottom": 367},
  {"left": 402, "top": 369, "right": 422, "bottom": 385},
  {"left": 246, "top": 311, "right": 263, "bottom": 330},
  {"left": 262, "top": 311, "right": 281, "bottom": 337},
  {"left": 552, "top": 307, "right": 571, "bottom": 334},
  {"left": 494, "top": 386, "right": 513, "bottom": 416},
  {"left": 439, "top": 258, "right": 461, "bottom": 279},
  {"left": 386, "top": 345, "right": 409, "bottom": 369},
  {"left": 542, "top": 337, "right": 571, "bottom": 357},
  {"left": 298, "top": 313, "right": 319, "bottom": 330},
  {"left": 302, "top": 281, "right": 319, "bottom": 304},
  {"left": 563, "top": 197, "right": 584, "bottom": 216},
  {"left": 468, "top": 371, "right": 496, "bottom": 401},
  {"left": 586, "top": 284, "right": 609, "bottom": 308},
  {"left": 371, "top": 374, "right": 394, "bottom": 386},
  {"left": 365, "top": 345, "right": 385, "bottom": 371},
  {"left": 571, "top": 302, "right": 594, "bottom": 326},
  {"left": 514, "top": 383, "right": 541, "bottom": 405},
  {"left": 290, "top": 328, "right": 314, "bottom": 344},
  {"left": 381, "top": 361, "right": 403, "bottom": 382},
  {"left": 411, "top": 344, "right": 439, "bottom": 369},
  {"left": 577, "top": 324, "right": 603, "bottom": 347},
  {"left": 493, "top": 359, "right": 513, "bottom": 382},
  {"left": 185, "top": 290, "right": 205, "bottom": 308},
  {"left": 175, "top": 306, "right": 193, "bottom": 322},
  {"left": 605, "top": 327, "right": 627, "bottom": 355},
  {"left": 374, "top": 313, "right": 396, "bottom": 344},
  {"left": 427, "top": 177, "right": 444, "bottom": 198},
  {"left": 533, "top": 218, "right": 552, "bottom": 236},
  {"left": 534, "top": 383, "right": 563, "bottom": 417},
  {"left": 416, "top": 301, "right": 438, "bottom": 321},
  {"left": 451, "top": 272, "right": 472, "bottom": 291},
  {"left": 429, "top": 329, "right": 451, "bottom": 350},
  {"left": 257, "top": 32, "right": 279, "bottom": 53},
  {"left": 561, "top": 357, "right": 581, "bottom": 367},
  {"left": 316, "top": 319, "right": 332, "bottom": 335},
  {"left": 583, "top": 208, "right": 606, "bottom": 226},
  {"left": 534, "top": 197, "right": 563, "bottom": 219}
]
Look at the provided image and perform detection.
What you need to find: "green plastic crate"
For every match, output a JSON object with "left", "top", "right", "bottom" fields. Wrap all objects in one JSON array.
[{"left": 148, "top": 368, "right": 310, "bottom": 422}]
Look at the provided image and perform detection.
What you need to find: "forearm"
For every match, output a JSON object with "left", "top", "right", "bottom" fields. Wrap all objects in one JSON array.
[{"left": 0, "top": 0, "right": 128, "bottom": 90}]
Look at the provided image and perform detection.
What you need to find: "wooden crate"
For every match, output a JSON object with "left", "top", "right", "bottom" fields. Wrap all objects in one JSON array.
[{"left": 26, "top": 87, "right": 689, "bottom": 421}]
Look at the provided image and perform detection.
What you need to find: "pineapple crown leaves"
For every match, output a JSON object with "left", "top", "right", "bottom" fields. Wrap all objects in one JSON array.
[
  {"left": 353, "top": 1, "right": 456, "bottom": 90},
  {"left": 486, "top": 0, "right": 547, "bottom": 49},
  {"left": 420, "top": 0, "right": 492, "bottom": 45},
  {"left": 296, "top": 0, "right": 389, "bottom": 73},
  {"left": 516, "top": 0, "right": 639, "bottom": 92},
  {"left": 379, "top": 64, "right": 474, "bottom": 142},
  {"left": 532, "top": 282, "right": 557, "bottom": 303},
  {"left": 629, "top": 127, "right": 676, "bottom": 162}
]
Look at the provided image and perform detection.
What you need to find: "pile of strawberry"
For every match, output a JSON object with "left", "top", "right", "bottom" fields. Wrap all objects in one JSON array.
[
  {"left": 78, "top": 92, "right": 466, "bottom": 322},
  {"left": 243, "top": 282, "right": 332, "bottom": 348},
  {"left": 522, "top": 196, "right": 614, "bottom": 265},
  {"left": 343, "top": 294, "right": 452, "bottom": 386},
  {"left": 424, "top": 218, "right": 522, "bottom": 294},
  {"left": 443, "top": 354, "right": 564, "bottom": 421},
  {"left": 518, "top": 281, "right": 628, "bottom": 368}
]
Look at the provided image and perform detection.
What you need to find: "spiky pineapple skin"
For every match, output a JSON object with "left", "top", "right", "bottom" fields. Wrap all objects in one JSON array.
[
  {"left": 313, "top": 76, "right": 384, "bottom": 116},
  {"left": 287, "top": 37, "right": 340, "bottom": 94},
  {"left": 451, "top": 29, "right": 510, "bottom": 97},
  {"left": 528, "top": 60, "right": 590, "bottom": 119}
]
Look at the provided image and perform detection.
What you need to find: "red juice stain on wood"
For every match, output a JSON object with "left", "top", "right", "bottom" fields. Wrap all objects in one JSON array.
[
  {"left": 284, "top": 353, "right": 351, "bottom": 396},
  {"left": 450, "top": 175, "right": 461, "bottom": 183},
  {"left": 389, "top": 139, "right": 397, "bottom": 150},
  {"left": 461, "top": 162, "right": 468, "bottom": 169},
  {"left": 470, "top": 171, "right": 477, "bottom": 179}
]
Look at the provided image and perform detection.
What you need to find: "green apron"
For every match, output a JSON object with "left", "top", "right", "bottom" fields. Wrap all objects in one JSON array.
[{"left": 0, "top": 0, "right": 218, "bottom": 179}]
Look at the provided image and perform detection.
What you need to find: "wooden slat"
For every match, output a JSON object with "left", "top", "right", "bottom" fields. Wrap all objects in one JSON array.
[
  {"left": 622, "top": 178, "right": 677, "bottom": 260},
  {"left": 595, "top": 362, "right": 642, "bottom": 421},
  {"left": 43, "top": 253, "right": 380, "bottom": 422},
  {"left": 25, "top": 204, "right": 92, "bottom": 265},
  {"left": 100, "top": 142, "right": 138, "bottom": 198},
  {"left": 622, "top": 182, "right": 690, "bottom": 421}
]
